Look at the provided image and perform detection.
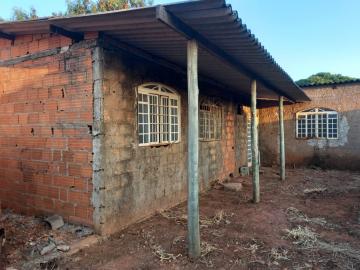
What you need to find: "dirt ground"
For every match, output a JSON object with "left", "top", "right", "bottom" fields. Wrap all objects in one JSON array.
[{"left": 2, "top": 167, "right": 360, "bottom": 269}]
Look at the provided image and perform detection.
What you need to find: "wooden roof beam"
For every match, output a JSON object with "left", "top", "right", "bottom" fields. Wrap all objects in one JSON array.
[
  {"left": 0, "top": 31, "right": 15, "bottom": 41},
  {"left": 50, "top": 24, "right": 84, "bottom": 42}
]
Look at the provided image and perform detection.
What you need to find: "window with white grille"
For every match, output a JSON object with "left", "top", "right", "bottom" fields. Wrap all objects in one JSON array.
[
  {"left": 199, "top": 103, "right": 222, "bottom": 140},
  {"left": 138, "top": 83, "right": 180, "bottom": 146},
  {"left": 296, "top": 108, "right": 338, "bottom": 139}
]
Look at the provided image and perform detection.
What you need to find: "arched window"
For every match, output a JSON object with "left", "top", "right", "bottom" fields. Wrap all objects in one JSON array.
[
  {"left": 296, "top": 108, "right": 338, "bottom": 139},
  {"left": 137, "top": 83, "right": 180, "bottom": 146}
]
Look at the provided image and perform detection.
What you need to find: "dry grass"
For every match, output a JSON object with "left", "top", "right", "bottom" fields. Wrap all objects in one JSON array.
[
  {"left": 151, "top": 244, "right": 182, "bottom": 262},
  {"left": 141, "top": 231, "right": 182, "bottom": 262},
  {"left": 201, "top": 242, "right": 220, "bottom": 257},
  {"left": 285, "top": 226, "right": 318, "bottom": 248},
  {"left": 286, "top": 207, "right": 339, "bottom": 229},
  {"left": 303, "top": 187, "right": 327, "bottom": 194},
  {"left": 160, "top": 209, "right": 232, "bottom": 228},
  {"left": 286, "top": 207, "right": 310, "bottom": 223},
  {"left": 269, "top": 247, "right": 290, "bottom": 262}
]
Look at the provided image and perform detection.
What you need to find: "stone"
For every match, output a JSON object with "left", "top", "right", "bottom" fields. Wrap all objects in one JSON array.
[
  {"left": 74, "top": 226, "right": 94, "bottom": 238},
  {"left": 40, "top": 242, "right": 56, "bottom": 256},
  {"left": 240, "top": 167, "right": 249, "bottom": 176},
  {"left": 223, "top": 183, "right": 243, "bottom": 192},
  {"left": 45, "top": 215, "right": 64, "bottom": 230},
  {"left": 57, "top": 245, "right": 70, "bottom": 252}
]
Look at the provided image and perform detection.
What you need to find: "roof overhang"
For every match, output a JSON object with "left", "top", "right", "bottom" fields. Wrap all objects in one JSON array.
[{"left": 0, "top": 0, "right": 310, "bottom": 103}]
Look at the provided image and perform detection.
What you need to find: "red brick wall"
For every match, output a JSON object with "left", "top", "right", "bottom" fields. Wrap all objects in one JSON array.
[{"left": 0, "top": 34, "right": 94, "bottom": 225}]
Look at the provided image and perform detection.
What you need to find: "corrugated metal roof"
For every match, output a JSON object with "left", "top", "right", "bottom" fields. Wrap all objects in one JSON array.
[{"left": 0, "top": 0, "right": 310, "bottom": 102}]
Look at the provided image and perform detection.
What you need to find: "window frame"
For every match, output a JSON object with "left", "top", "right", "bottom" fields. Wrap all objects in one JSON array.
[
  {"left": 296, "top": 108, "right": 338, "bottom": 140},
  {"left": 137, "top": 83, "right": 181, "bottom": 146},
  {"left": 199, "top": 102, "right": 223, "bottom": 141}
]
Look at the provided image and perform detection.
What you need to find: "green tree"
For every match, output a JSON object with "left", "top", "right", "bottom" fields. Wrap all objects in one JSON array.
[
  {"left": 296, "top": 72, "right": 358, "bottom": 86},
  {"left": 66, "top": 0, "right": 97, "bottom": 15},
  {"left": 66, "top": 0, "right": 153, "bottom": 15},
  {"left": 11, "top": 6, "right": 38, "bottom": 21}
]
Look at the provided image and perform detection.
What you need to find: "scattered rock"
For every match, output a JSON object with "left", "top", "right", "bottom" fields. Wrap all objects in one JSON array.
[
  {"left": 45, "top": 215, "right": 64, "bottom": 230},
  {"left": 240, "top": 167, "right": 249, "bottom": 176},
  {"left": 223, "top": 183, "right": 243, "bottom": 192},
  {"left": 40, "top": 242, "right": 56, "bottom": 256},
  {"left": 74, "top": 226, "right": 94, "bottom": 238},
  {"left": 57, "top": 245, "right": 70, "bottom": 252}
]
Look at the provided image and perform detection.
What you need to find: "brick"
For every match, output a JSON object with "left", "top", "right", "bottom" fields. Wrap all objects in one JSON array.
[
  {"left": 53, "top": 175, "right": 75, "bottom": 188},
  {"left": 68, "top": 191, "right": 90, "bottom": 206},
  {"left": 68, "top": 164, "right": 92, "bottom": 178},
  {"left": 68, "top": 138, "right": 92, "bottom": 150},
  {"left": 54, "top": 201, "right": 75, "bottom": 217},
  {"left": 46, "top": 138, "right": 67, "bottom": 149},
  {"left": 59, "top": 189, "right": 68, "bottom": 201}
]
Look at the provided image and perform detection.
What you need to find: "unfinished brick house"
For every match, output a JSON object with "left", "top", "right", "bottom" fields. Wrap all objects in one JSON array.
[
  {"left": 259, "top": 80, "right": 360, "bottom": 170},
  {"left": 0, "top": 0, "right": 310, "bottom": 235}
]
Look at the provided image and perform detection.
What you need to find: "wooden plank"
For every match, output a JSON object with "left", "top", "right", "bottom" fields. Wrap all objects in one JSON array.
[
  {"left": 279, "top": 96, "right": 285, "bottom": 180},
  {"left": 251, "top": 79, "right": 260, "bottom": 203},
  {"left": 187, "top": 39, "right": 201, "bottom": 259},
  {"left": 0, "top": 48, "right": 61, "bottom": 66}
]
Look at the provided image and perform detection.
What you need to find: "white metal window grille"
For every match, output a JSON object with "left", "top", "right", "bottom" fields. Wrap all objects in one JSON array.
[
  {"left": 137, "top": 83, "right": 181, "bottom": 146},
  {"left": 296, "top": 108, "right": 338, "bottom": 139},
  {"left": 199, "top": 103, "right": 222, "bottom": 140}
]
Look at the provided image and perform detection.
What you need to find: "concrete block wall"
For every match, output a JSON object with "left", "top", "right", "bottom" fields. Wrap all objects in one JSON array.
[
  {"left": 94, "top": 47, "right": 247, "bottom": 234},
  {"left": 0, "top": 34, "right": 96, "bottom": 225},
  {"left": 258, "top": 83, "right": 360, "bottom": 170}
]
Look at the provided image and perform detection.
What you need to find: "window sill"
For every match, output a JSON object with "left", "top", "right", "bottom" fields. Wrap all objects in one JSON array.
[
  {"left": 138, "top": 141, "right": 180, "bottom": 147},
  {"left": 200, "top": 139, "right": 222, "bottom": 142}
]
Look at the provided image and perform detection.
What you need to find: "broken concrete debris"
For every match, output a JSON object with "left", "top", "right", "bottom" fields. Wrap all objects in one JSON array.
[
  {"left": 45, "top": 215, "right": 64, "bottom": 230},
  {"left": 74, "top": 226, "right": 94, "bottom": 238},
  {"left": 57, "top": 245, "right": 70, "bottom": 252},
  {"left": 40, "top": 242, "right": 56, "bottom": 256}
]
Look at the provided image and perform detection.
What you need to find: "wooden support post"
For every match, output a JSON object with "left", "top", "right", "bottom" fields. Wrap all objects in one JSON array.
[
  {"left": 279, "top": 96, "right": 285, "bottom": 181},
  {"left": 251, "top": 79, "right": 260, "bottom": 203},
  {"left": 187, "top": 39, "right": 201, "bottom": 258}
]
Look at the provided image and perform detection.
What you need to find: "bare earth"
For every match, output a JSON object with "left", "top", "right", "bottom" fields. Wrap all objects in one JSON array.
[{"left": 2, "top": 167, "right": 360, "bottom": 269}]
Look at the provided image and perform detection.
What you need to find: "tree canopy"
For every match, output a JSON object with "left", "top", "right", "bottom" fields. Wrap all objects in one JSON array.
[
  {"left": 6, "top": 0, "right": 153, "bottom": 21},
  {"left": 11, "top": 6, "right": 38, "bottom": 21},
  {"left": 65, "top": 0, "right": 153, "bottom": 15},
  {"left": 296, "top": 72, "right": 358, "bottom": 86}
]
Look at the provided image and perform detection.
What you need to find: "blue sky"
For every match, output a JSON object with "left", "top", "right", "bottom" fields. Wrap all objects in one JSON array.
[{"left": 1, "top": 0, "right": 359, "bottom": 81}]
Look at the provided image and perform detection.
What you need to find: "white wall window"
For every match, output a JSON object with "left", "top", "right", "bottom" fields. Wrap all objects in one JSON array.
[
  {"left": 199, "top": 103, "right": 222, "bottom": 140},
  {"left": 296, "top": 108, "right": 338, "bottom": 139},
  {"left": 138, "top": 83, "right": 180, "bottom": 146}
]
